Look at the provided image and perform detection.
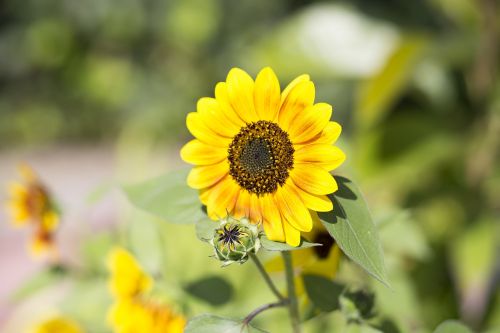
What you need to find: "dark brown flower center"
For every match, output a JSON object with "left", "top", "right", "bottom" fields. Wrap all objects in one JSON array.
[
  {"left": 313, "top": 231, "right": 335, "bottom": 259},
  {"left": 228, "top": 120, "right": 294, "bottom": 195}
]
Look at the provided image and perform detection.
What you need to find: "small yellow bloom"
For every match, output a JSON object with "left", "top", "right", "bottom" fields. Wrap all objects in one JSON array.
[
  {"left": 181, "top": 67, "right": 345, "bottom": 246},
  {"left": 30, "top": 316, "right": 84, "bottom": 333},
  {"left": 107, "top": 247, "right": 153, "bottom": 298},
  {"left": 107, "top": 247, "right": 186, "bottom": 333},
  {"left": 108, "top": 298, "right": 186, "bottom": 333},
  {"left": 5, "top": 164, "right": 60, "bottom": 257}
]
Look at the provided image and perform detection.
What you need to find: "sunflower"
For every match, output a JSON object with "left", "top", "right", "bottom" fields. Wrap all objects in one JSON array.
[
  {"left": 181, "top": 67, "right": 345, "bottom": 246},
  {"left": 31, "top": 316, "right": 84, "bottom": 333},
  {"left": 107, "top": 247, "right": 186, "bottom": 333},
  {"left": 5, "top": 164, "right": 59, "bottom": 256}
]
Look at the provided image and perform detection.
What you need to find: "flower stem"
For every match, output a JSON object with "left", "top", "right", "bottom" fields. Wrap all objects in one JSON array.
[
  {"left": 242, "top": 300, "right": 288, "bottom": 326},
  {"left": 282, "top": 251, "right": 301, "bottom": 333},
  {"left": 249, "top": 252, "right": 285, "bottom": 301}
]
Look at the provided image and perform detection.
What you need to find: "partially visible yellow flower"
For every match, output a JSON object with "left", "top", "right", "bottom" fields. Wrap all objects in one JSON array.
[
  {"left": 108, "top": 298, "right": 186, "bottom": 333},
  {"left": 5, "top": 164, "right": 60, "bottom": 257},
  {"left": 30, "top": 316, "right": 84, "bottom": 333},
  {"left": 107, "top": 247, "right": 153, "bottom": 298},
  {"left": 181, "top": 67, "right": 345, "bottom": 246},
  {"left": 107, "top": 247, "right": 186, "bottom": 333},
  {"left": 266, "top": 213, "right": 342, "bottom": 296}
]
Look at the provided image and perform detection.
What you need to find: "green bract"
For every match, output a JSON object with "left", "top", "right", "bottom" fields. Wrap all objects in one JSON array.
[{"left": 210, "top": 217, "right": 260, "bottom": 267}]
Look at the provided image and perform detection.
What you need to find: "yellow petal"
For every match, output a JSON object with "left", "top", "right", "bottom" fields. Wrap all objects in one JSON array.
[
  {"left": 275, "top": 183, "right": 312, "bottom": 232},
  {"left": 278, "top": 81, "right": 315, "bottom": 131},
  {"left": 283, "top": 220, "right": 301, "bottom": 247},
  {"left": 199, "top": 187, "right": 212, "bottom": 205},
  {"left": 6, "top": 201, "right": 30, "bottom": 226},
  {"left": 293, "top": 184, "right": 333, "bottom": 212},
  {"left": 254, "top": 67, "right": 281, "bottom": 121},
  {"left": 215, "top": 82, "right": 246, "bottom": 127},
  {"left": 186, "top": 112, "right": 231, "bottom": 147},
  {"left": 107, "top": 247, "right": 153, "bottom": 298},
  {"left": 18, "top": 163, "right": 37, "bottom": 182},
  {"left": 280, "top": 74, "right": 310, "bottom": 104},
  {"left": 288, "top": 103, "right": 332, "bottom": 143},
  {"left": 187, "top": 161, "right": 228, "bottom": 189},
  {"left": 315, "top": 121, "right": 342, "bottom": 145},
  {"left": 207, "top": 176, "right": 240, "bottom": 219},
  {"left": 294, "top": 144, "right": 346, "bottom": 171},
  {"left": 233, "top": 189, "right": 251, "bottom": 219},
  {"left": 8, "top": 182, "right": 28, "bottom": 199},
  {"left": 248, "top": 193, "right": 264, "bottom": 224},
  {"left": 290, "top": 164, "right": 338, "bottom": 195},
  {"left": 29, "top": 230, "right": 53, "bottom": 257},
  {"left": 261, "top": 194, "right": 285, "bottom": 242},
  {"left": 226, "top": 68, "right": 259, "bottom": 123},
  {"left": 180, "top": 139, "right": 226, "bottom": 166},
  {"left": 197, "top": 97, "right": 241, "bottom": 138},
  {"left": 41, "top": 210, "right": 59, "bottom": 231}
]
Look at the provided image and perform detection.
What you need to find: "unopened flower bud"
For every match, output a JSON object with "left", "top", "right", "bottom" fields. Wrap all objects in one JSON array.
[{"left": 210, "top": 217, "right": 260, "bottom": 267}]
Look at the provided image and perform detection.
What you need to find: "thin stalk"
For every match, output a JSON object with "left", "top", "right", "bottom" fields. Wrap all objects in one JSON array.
[
  {"left": 242, "top": 300, "right": 288, "bottom": 326},
  {"left": 282, "top": 251, "right": 301, "bottom": 333},
  {"left": 249, "top": 252, "right": 285, "bottom": 301}
]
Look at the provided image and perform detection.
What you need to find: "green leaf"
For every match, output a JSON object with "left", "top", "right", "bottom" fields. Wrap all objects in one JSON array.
[
  {"left": 260, "top": 235, "right": 321, "bottom": 251},
  {"left": 433, "top": 320, "right": 472, "bottom": 333},
  {"left": 319, "top": 176, "right": 389, "bottom": 286},
  {"left": 184, "top": 276, "right": 234, "bottom": 306},
  {"left": 184, "top": 314, "right": 268, "bottom": 333},
  {"left": 356, "top": 36, "right": 427, "bottom": 128},
  {"left": 195, "top": 218, "right": 218, "bottom": 242},
  {"left": 339, "top": 289, "right": 376, "bottom": 322},
  {"left": 303, "top": 274, "right": 344, "bottom": 312},
  {"left": 123, "top": 168, "right": 206, "bottom": 224}
]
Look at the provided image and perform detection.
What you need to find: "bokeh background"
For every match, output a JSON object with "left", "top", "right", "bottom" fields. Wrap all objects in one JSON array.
[{"left": 0, "top": 0, "right": 499, "bottom": 332}]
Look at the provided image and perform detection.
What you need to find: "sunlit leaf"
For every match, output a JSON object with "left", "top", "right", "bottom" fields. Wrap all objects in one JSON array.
[
  {"left": 184, "top": 314, "right": 268, "bottom": 333},
  {"left": 195, "top": 218, "right": 218, "bottom": 242},
  {"left": 356, "top": 37, "right": 427, "bottom": 128},
  {"left": 123, "top": 168, "right": 205, "bottom": 224},
  {"left": 433, "top": 320, "right": 472, "bottom": 333},
  {"left": 319, "top": 176, "right": 389, "bottom": 286},
  {"left": 261, "top": 235, "right": 321, "bottom": 251},
  {"left": 303, "top": 274, "right": 344, "bottom": 312},
  {"left": 184, "top": 276, "right": 234, "bottom": 306}
]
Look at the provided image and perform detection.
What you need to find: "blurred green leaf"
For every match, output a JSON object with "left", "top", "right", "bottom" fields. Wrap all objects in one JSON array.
[
  {"left": 184, "top": 276, "right": 234, "bottom": 306},
  {"left": 128, "top": 210, "right": 164, "bottom": 275},
  {"left": 319, "top": 177, "right": 388, "bottom": 286},
  {"left": 303, "top": 274, "right": 343, "bottom": 312},
  {"left": 379, "top": 210, "right": 431, "bottom": 261},
  {"left": 345, "top": 324, "right": 384, "bottom": 333},
  {"left": 356, "top": 37, "right": 427, "bottom": 128},
  {"left": 123, "top": 168, "right": 206, "bottom": 224},
  {"left": 433, "top": 320, "right": 472, "bottom": 333},
  {"left": 340, "top": 289, "right": 376, "bottom": 322},
  {"left": 261, "top": 236, "right": 321, "bottom": 251},
  {"left": 195, "top": 218, "right": 218, "bottom": 242},
  {"left": 82, "top": 233, "right": 115, "bottom": 273},
  {"left": 184, "top": 314, "right": 268, "bottom": 333},
  {"left": 450, "top": 219, "right": 496, "bottom": 296}
]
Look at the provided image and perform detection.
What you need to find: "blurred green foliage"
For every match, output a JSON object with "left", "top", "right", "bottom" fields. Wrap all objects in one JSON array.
[{"left": 2, "top": 0, "right": 499, "bottom": 332}]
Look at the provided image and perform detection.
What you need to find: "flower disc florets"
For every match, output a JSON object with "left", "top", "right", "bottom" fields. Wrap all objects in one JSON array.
[{"left": 210, "top": 217, "right": 260, "bottom": 267}]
